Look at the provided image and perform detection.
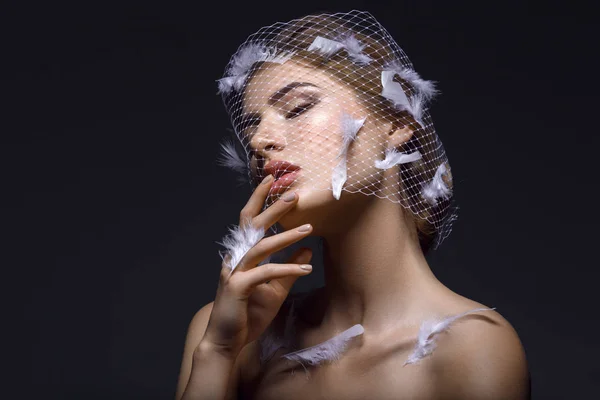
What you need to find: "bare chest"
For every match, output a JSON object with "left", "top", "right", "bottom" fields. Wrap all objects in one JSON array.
[{"left": 240, "top": 349, "right": 437, "bottom": 400}]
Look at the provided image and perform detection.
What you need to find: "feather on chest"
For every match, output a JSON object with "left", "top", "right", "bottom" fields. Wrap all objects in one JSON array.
[
  {"left": 240, "top": 289, "right": 495, "bottom": 400},
  {"left": 242, "top": 344, "right": 438, "bottom": 400}
]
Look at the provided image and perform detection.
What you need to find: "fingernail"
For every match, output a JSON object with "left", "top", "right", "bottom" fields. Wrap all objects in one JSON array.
[
  {"left": 261, "top": 174, "right": 273, "bottom": 184},
  {"left": 282, "top": 192, "right": 296, "bottom": 202},
  {"left": 298, "top": 224, "right": 311, "bottom": 232},
  {"left": 300, "top": 264, "right": 312, "bottom": 271}
]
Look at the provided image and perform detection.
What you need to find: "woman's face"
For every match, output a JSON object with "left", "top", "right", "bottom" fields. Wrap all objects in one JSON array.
[{"left": 240, "top": 61, "right": 398, "bottom": 232}]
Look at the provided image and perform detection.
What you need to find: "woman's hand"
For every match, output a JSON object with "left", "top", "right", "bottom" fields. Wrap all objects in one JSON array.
[{"left": 200, "top": 174, "right": 313, "bottom": 359}]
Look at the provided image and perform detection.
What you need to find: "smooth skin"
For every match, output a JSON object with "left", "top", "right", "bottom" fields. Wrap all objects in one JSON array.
[
  {"left": 175, "top": 175, "right": 530, "bottom": 399},
  {"left": 176, "top": 174, "right": 314, "bottom": 400},
  {"left": 176, "top": 60, "right": 530, "bottom": 399}
]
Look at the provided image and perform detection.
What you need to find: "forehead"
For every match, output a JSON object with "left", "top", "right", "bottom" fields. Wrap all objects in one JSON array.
[{"left": 242, "top": 61, "right": 346, "bottom": 110}]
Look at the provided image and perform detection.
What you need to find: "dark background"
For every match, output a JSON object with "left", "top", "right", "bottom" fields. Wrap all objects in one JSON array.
[{"left": 4, "top": 0, "right": 598, "bottom": 398}]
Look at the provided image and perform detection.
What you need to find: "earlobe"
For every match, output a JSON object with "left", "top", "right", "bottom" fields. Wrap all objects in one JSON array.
[{"left": 388, "top": 125, "right": 414, "bottom": 148}]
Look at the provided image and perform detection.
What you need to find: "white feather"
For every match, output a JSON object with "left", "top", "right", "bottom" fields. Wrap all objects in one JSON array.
[
  {"left": 217, "top": 218, "right": 265, "bottom": 276},
  {"left": 380, "top": 60, "right": 439, "bottom": 129},
  {"left": 217, "top": 43, "right": 266, "bottom": 94},
  {"left": 218, "top": 43, "right": 295, "bottom": 94},
  {"left": 307, "top": 36, "right": 345, "bottom": 58},
  {"left": 282, "top": 324, "right": 364, "bottom": 368},
  {"left": 216, "top": 76, "right": 238, "bottom": 95},
  {"left": 381, "top": 70, "right": 410, "bottom": 109},
  {"left": 375, "top": 148, "right": 422, "bottom": 169},
  {"left": 384, "top": 60, "right": 439, "bottom": 101},
  {"left": 409, "top": 92, "right": 427, "bottom": 128},
  {"left": 263, "top": 49, "right": 295, "bottom": 65},
  {"left": 340, "top": 113, "right": 365, "bottom": 153},
  {"left": 404, "top": 307, "right": 496, "bottom": 365},
  {"left": 228, "top": 43, "right": 269, "bottom": 77},
  {"left": 259, "top": 329, "right": 284, "bottom": 364},
  {"left": 385, "top": 61, "right": 439, "bottom": 101},
  {"left": 433, "top": 206, "right": 459, "bottom": 250},
  {"left": 381, "top": 70, "right": 430, "bottom": 129},
  {"left": 331, "top": 113, "right": 365, "bottom": 200},
  {"left": 331, "top": 157, "right": 348, "bottom": 201},
  {"left": 421, "top": 163, "right": 452, "bottom": 206},
  {"left": 217, "top": 72, "right": 246, "bottom": 94},
  {"left": 308, "top": 34, "right": 372, "bottom": 65},
  {"left": 259, "top": 296, "right": 306, "bottom": 364},
  {"left": 308, "top": 34, "right": 373, "bottom": 64},
  {"left": 259, "top": 301, "right": 296, "bottom": 364},
  {"left": 338, "top": 33, "right": 372, "bottom": 65},
  {"left": 216, "top": 139, "right": 248, "bottom": 174}
]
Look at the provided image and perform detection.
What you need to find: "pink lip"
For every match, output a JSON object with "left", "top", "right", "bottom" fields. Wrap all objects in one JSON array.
[
  {"left": 263, "top": 160, "right": 301, "bottom": 179},
  {"left": 270, "top": 169, "right": 301, "bottom": 195}
]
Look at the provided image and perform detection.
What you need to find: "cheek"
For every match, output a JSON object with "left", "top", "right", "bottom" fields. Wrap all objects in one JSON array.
[
  {"left": 288, "top": 107, "right": 387, "bottom": 191},
  {"left": 343, "top": 119, "right": 388, "bottom": 189},
  {"left": 292, "top": 108, "right": 344, "bottom": 166}
]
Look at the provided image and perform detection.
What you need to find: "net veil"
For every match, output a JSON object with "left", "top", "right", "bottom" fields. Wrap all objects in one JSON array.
[{"left": 216, "top": 10, "right": 457, "bottom": 250}]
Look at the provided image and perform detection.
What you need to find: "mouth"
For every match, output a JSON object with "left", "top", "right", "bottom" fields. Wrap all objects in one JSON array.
[
  {"left": 270, "top": 169, "right": 302, "bottom": 194},
  {"left": 262, "top": 160, "right": 302, "bottom": 194}
]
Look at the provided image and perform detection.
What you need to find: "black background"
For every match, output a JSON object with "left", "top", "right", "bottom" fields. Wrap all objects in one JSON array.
[{"left": 4, "top": 0, "right": 599, "bottom": 398}]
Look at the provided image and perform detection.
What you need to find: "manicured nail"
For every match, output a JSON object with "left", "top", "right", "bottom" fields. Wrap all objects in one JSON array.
[
  {"left": 282, "top": 192, "right": 296, "bottom": 202},
  {"left": 261, "top": 174, "right": 273, "bottom": 184},
  {"left": 300, "top": 264, "right": 312, "bottom": 271},
  {"left": 298, "top": 224, "right": 312, "bottom": 232}
]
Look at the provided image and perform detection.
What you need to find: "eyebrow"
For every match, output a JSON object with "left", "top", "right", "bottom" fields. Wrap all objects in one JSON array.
[
  {"left": 239, "top": 82, "right": 319, "bottom": 139},
  {"left": 267, "top": 81, "right": 319, "bottom": 105}
]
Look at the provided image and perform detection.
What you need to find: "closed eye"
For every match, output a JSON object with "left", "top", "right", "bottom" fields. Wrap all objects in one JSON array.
[{"left": 286, "top": 101, "right": 318, "bottom": 119}]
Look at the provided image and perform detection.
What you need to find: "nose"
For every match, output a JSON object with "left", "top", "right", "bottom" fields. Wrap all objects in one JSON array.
[{"left": 249, "top": 112, "right": 286, "bottom": 157}]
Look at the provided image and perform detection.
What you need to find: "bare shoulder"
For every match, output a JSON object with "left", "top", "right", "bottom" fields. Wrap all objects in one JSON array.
[
  {"left": 175, "top": 301, "right": 215, "bottom": 400},
  {"left": 431, "top": 302, "right": 530, "bottom": 400}
]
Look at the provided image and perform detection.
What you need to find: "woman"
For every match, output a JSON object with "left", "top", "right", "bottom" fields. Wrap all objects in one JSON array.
[{"left": 176, "top": 10, "right": 530, "bottom": 400}]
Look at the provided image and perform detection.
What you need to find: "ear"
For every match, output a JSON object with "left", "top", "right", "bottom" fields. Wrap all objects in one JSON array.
[{"left": 388, "top": 124, "right": 414, "bottom": 148}]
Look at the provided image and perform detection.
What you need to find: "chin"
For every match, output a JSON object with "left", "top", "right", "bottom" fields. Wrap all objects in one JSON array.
[{"left": 276, "top": 186, "right": 342, "bottom": 235}]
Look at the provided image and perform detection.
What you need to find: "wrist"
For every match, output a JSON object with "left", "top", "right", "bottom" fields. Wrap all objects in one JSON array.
[{"left": 196, "top": 338, "right": 241, "bottom": 362}]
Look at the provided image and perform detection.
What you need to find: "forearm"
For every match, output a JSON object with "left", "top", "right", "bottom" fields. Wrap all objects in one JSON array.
[{"left": 180, "top": 340, "right": 239, "bottom": 400}]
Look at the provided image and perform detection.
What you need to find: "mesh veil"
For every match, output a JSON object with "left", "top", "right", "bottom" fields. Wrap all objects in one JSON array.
[{"left": 216, "top": 10, "right": 457, "bottom": 250}]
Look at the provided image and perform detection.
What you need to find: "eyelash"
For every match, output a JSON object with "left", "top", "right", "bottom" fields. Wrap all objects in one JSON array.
[{"left": 286, "top": 101, "right": 317, "bottom": 119}]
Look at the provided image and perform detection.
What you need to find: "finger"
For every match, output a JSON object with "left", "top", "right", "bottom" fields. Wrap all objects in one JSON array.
[
  {"left": 236, "top": 223, "right": 313, "bottom": 272},
  {"left": 228, "top": 262, "right": 313, "bottom": 298},
  {"left": 269, "top": 247, "right": 313, "bottom": 293},
  {"left": 250, "top": 191, "right": 298, "bottom": 232},
  {"left": 239, "top": 174, "right": 275, "bottom": 227}
]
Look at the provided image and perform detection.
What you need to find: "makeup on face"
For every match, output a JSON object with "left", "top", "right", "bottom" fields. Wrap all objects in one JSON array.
[{"left": 240, "top": 81, "right": 323, "bottom": 143}]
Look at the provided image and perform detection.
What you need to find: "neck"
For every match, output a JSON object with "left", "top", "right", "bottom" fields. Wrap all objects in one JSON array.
[{"left": 317, "top": 195, "right": 443, "bottom": 335}]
